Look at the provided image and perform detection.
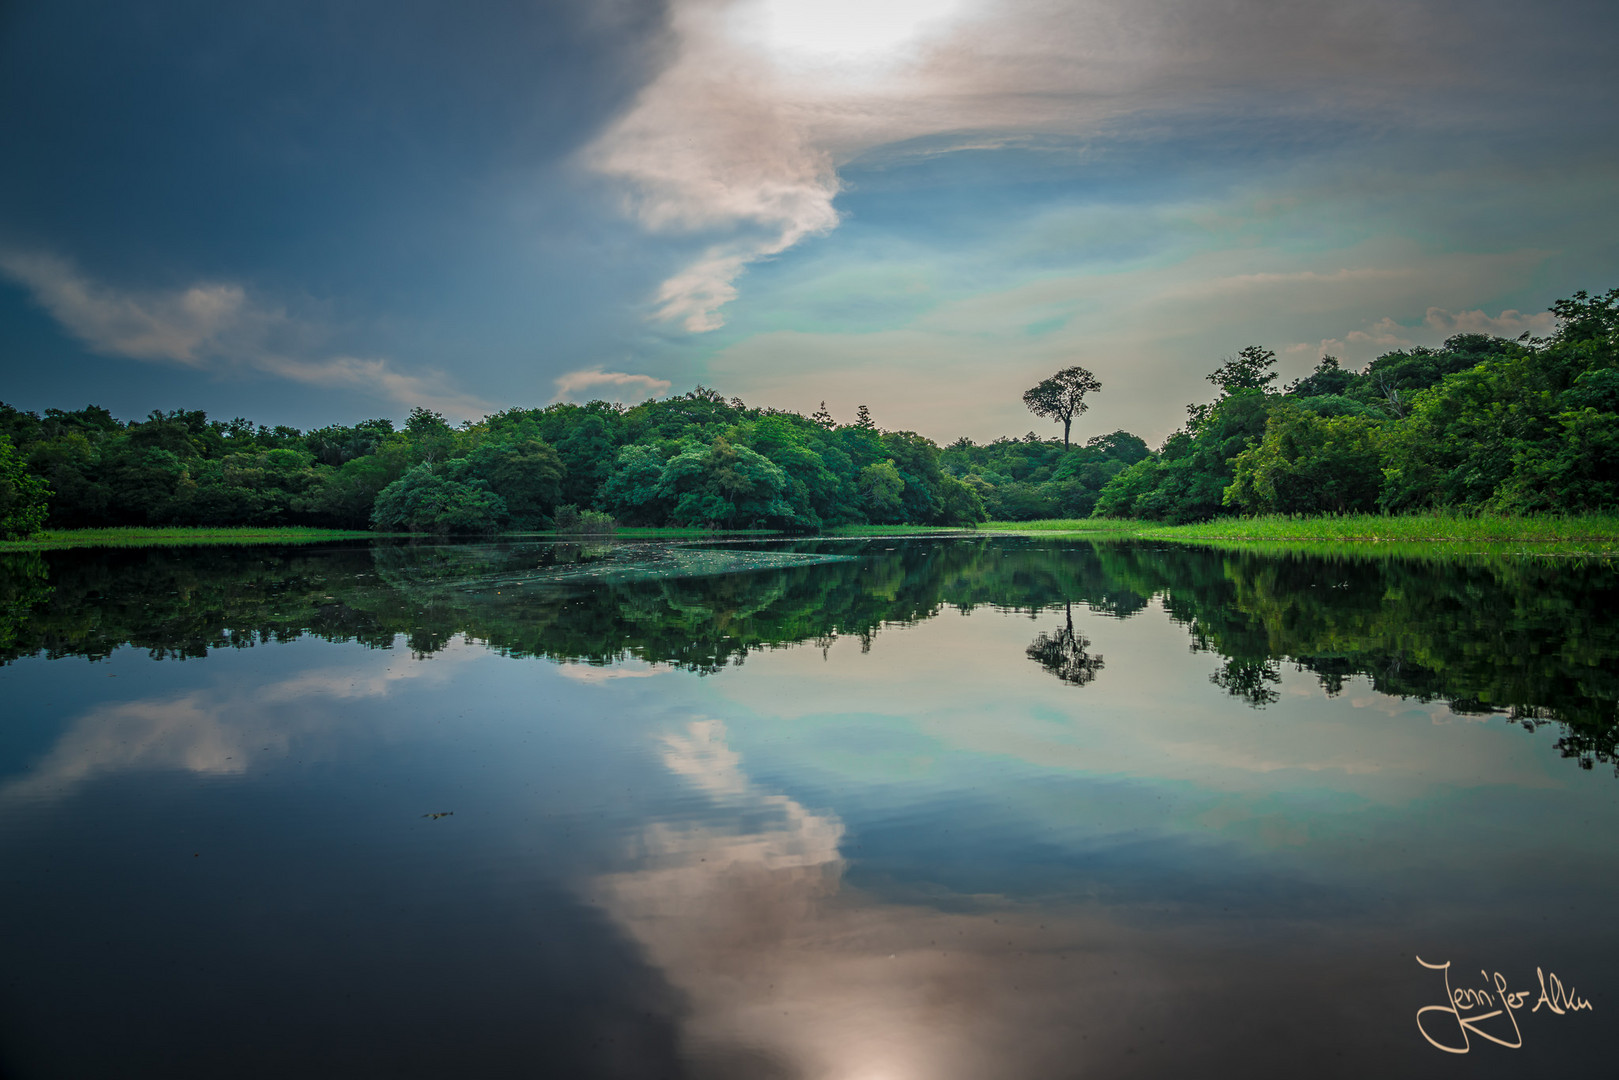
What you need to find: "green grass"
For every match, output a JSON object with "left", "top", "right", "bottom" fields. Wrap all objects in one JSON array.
[
  {"left": 980, "top": 512, "right": 1619, "bottom": 555},
  {"left": 0, "top": 526, "right": 378, "bottom": 551},
  {"left": 15, "top": 513, "right": 1619, "bottom": 553},
  {"left": 980, "top": 518, "right": 1145, "bottom": 534},
  {"left": 1140, "top": 512, "right": 1619, "bottom": 543}
]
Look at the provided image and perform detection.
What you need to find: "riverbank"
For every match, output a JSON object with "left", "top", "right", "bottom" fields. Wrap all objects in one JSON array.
[
  {"left": 0, "top": 526, "right": 378, "bottom": 551},
  {"left": 12, "top": 513, "right": 1619, "bottom": 553}
]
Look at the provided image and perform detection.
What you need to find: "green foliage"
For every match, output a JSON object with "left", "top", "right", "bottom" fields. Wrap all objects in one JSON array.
[
  {"left": 858, "top": 460, "right": 906, "bottom": 522},
  {"left": 551, "top": 506, "right": 617, "bottom": 534},
  {"left": 1096, "top": 392, "right": 1273, "bottom": 522},
  {"left": 370, "top": 464, "right": 507, "bottom": 534},
  {"left": 1224, "top": 404, "right": 1387, "bottom": 514},
  {"left": 451, "top": 439, "right": 564, "bottom": 527},
  {"left": 660, "top": 438, "right": 795, "bottom": 528},
  {"left": 1207, "top": 345, "right": 1278, "bottom": 394},
  {"left": 602, "top": 444, "right": 672, "bottom": 524},
  {"left": 1097, "top": 291, "right": 1619, "bottom": 522},
  {"left": 0, "top": 435, "right": 51, "bottom": 539},
  {"left": 301, "top": 447, "right": 411, "bottom": 528},
  {"left": 943, "top": 429, "right": 1146, "bottom": 521}
]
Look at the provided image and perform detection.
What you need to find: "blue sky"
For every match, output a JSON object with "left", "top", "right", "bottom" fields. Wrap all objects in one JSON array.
[{"left": 3, "top": 0, "right": 1617, "bottom": 443}]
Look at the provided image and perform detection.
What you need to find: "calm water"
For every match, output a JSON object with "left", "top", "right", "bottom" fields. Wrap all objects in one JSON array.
[{"left": 1, "top": 537, "right": 1614, "bottom": 1078}]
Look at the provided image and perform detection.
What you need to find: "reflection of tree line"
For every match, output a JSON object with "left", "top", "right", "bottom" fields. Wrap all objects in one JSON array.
[
  {"left": 2, "top": 538, "right": 1615, "bottom": 773},
  {"left": 1089, "top": 544, "right": 1619, "bottom": 773}
]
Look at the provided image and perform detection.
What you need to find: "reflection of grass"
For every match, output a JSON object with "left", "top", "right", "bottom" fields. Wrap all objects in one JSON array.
[
  {"left": 984, "top": 513, "right": 1619, "bottom": 550},
  {"left": 980, "top": 519, "right": 1141, "bottom": 534},
  {"left": 515, "top": 527, "right": 784, "bottom": 538},
  {"left": 0, "top": 526, "right": 377, "bottom": 551}
]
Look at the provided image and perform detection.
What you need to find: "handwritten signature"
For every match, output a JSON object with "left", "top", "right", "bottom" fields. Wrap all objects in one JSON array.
[{"left": 1416, "top": 956, "right": 1593, "bottom": 1053}]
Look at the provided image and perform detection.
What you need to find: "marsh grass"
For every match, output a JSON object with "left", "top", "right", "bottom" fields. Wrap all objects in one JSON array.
[
  {"left": 1140, "top": 512, "right": 1619, "bottom": 543},
  {"left": 983, "top": 512, "right": 1619, "bottom": 546}
]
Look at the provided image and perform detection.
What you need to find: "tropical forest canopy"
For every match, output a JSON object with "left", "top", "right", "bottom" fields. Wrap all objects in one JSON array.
[{"left": 0, "top": 287, "right": 1614, "bottom": 536}]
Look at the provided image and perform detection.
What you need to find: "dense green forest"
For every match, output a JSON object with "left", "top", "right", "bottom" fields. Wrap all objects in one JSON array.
[
  {"left": 1, "top": 286, "right": 1614, "bottom": 537},
  {"left": 0, "top": 391, "right": 991, "bottom": 536}
]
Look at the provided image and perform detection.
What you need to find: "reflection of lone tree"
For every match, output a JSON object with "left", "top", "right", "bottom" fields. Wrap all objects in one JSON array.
[
  {"left": 1210, "top": 658, "right": 1281, "bottom": 707},
  {"left": 1026, "top": 601, "right": 1105, "bottom": 686}
]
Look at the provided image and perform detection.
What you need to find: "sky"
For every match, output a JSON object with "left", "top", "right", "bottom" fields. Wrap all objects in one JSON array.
[{"left": 2, "top": 0, "right": 1617, "bottom": 446}]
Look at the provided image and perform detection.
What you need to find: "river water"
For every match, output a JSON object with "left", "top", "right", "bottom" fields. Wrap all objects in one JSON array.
[{"left": 1, "top": 536, "right": 1613, "bottom": 1078}]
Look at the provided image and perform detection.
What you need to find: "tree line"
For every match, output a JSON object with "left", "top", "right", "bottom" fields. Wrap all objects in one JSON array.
[
  {"left": 1089, "top": 288, "right": 1619, "bottom": 521},
  {"left": 0, "top": 390, "right": 991, "bottom": 535},
  {"left": 0, "top": 285, "right": 1613, "bottom": 537}
]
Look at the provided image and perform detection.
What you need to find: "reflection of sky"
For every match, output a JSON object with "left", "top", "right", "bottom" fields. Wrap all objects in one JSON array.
[{"left": 2, "top": 600, "right": 1616, "bottom": 1076}]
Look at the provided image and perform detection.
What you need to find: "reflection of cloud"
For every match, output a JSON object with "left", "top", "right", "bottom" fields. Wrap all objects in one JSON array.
[
  {"left": 0, "top": 249, "right": 491, "bottom": 419},
  {"left": 1, "top": 643, "right": 471, "bottom": 805},
  {"left": 589, "top": 717, "right": 1204, "bottom": 1078},
  {"left": 556, "top": 661, "right": 669, "bottom": 684}
]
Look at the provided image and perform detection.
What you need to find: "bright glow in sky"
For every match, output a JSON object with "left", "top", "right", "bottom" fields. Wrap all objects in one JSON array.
[{"left": 734, "top": 0, "right": 968, "bottom": 66}]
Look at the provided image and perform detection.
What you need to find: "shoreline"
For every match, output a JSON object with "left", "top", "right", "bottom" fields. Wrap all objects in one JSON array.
[{"left": 7, "top": 513, "right": 1619, "bottom": 553}]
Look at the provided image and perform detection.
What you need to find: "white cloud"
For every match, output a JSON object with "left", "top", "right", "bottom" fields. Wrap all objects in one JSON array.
[
  {"left": 585, "top": 0, "right": 1487, "bottom": 332},
  {"left": 1418, "top": 305, "right": 1556, "bottom": 338},
  {"left": 0, "top": 249, "right": 493, "bottom": 420},
  {"left": 1297, "top": 305, "right": 1559, "bottom": 368},
  {"left": 553, "top": 366, "right": 672, "bottom": 401},
  {"left": 0, "top": 249, "right": 250, "bottom": 365}
]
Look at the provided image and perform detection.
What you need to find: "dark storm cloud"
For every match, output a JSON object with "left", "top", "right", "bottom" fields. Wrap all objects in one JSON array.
[{"left": 0, "top": 0, "right": 683, "bottom": 421}]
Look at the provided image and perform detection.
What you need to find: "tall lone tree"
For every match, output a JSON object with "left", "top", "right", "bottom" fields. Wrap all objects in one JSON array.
[{"left": 1023, "top": 366, "right": 1102, "bottom": 448}]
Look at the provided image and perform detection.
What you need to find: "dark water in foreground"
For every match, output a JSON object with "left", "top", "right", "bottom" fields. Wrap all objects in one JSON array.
[{"left": 1, "top": 536, "right": 1615, "bottom": 1078}]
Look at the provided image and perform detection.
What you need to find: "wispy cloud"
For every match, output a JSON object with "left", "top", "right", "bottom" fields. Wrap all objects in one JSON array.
[
  {"left": 0, "top": 250, "right": 252, "bottom": 365},
  {"left": 553, "top": 366, "right": 672, "bottom": 401},
  {"left": 0, "top": 249, "right": 493, "bottom": 419}
]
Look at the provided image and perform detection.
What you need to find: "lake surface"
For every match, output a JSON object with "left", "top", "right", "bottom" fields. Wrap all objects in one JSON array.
[{"left": 1, "top": 536, "right": 1614, "bottom": 1078}]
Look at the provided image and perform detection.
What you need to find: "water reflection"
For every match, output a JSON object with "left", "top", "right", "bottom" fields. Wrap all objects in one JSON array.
[
  {"left": 1026, "top": 601, "right": 1106, "bottom": 686},
  {"left": 1, "top": 646, "right": 473, "bottom": 805},
  {"left": 3, "top": 537, "right": 1618, "bottom": 1077},
  {"left": 4, "top": 538, "right": 1615, "bottom": 776}
]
